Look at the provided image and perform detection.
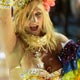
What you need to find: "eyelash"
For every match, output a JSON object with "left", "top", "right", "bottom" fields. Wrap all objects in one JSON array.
[{"left": 35, "top": 12, "right": 42, "bottom": 17}]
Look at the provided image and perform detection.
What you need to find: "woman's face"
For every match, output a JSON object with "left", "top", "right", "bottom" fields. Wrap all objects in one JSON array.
[{"left": 24, "top": 6, "right": 43, "bottom": 36}]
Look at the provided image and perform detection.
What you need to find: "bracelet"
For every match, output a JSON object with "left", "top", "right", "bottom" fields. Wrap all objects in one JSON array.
[
  {"left": 21, "top": 68, "right": 50, "bottom": 80},
  {"left": 0, "top": 0, "right": 13, "bottom": 8}
]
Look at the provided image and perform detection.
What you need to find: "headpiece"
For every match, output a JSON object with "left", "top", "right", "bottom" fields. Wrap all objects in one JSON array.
[{"left": 14, "top": 0, "right": 55, "bottom": 12}]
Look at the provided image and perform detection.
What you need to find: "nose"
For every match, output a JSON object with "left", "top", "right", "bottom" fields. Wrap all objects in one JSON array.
[{"left": 31, "top": 16, "right": 38, "bottom": 23}]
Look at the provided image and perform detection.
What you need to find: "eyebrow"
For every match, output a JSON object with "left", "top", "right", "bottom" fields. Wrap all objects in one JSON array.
[{"left": 34, "top": 7, "right": 42, "bottom": 11}]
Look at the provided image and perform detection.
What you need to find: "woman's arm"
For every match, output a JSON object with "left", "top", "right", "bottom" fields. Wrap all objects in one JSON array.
[{"left": 0, "top": 8, "right": 16, "bottom": 54}]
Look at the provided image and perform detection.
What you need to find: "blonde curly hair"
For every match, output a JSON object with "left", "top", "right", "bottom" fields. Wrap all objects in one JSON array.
[{"left": 14, "top": 0, "right": 57, "bottom": 51}]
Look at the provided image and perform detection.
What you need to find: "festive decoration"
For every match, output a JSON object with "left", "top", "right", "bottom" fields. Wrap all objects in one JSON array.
[
  {"left": 21, "top": 68, "right": 50, "bottom": 80},
  {"left": 0, "top": 0, "right": 13, "bottom": 8},
  {"left": 14, "top": 0, "right": 31, "bottom": 8},
  {"left": 58, "top": 40, "right": 80, "bottom": 80},
  {"left": 43, "top": 0, "right": 55, "bottom": 12},
  {"left": 21, "top": 68, "right": 62, "bottom": 80},
  {"left": 14, "top": 0, "right": 55, "bottom": 12}
]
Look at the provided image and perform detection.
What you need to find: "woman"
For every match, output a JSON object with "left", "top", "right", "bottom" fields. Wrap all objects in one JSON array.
[{"left": 0, "top": 0, "right": 80, "bottom": 80}]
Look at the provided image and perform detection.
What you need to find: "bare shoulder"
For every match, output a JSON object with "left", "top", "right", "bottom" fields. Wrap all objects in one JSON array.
[
  {"left": 55, "top": 32, "right": 69, "bottom": 43},
  {"left": 54, "top": 32, "right": 69, "bottom": 52}
]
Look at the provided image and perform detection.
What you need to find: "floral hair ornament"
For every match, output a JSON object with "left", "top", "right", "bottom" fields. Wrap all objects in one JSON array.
[
  {"left": 43, "top": 0, "right": 55, "bottom": 12},
  {"left": 14, "top": 0, "right": 55, "bottom": 12}
]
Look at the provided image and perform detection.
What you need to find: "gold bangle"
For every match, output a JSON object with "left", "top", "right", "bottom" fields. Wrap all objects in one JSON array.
[{"left": 0, "top": 0, "right": 13, "bottom": 8}]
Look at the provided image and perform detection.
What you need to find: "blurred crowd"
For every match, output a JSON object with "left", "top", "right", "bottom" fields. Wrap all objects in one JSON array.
[{"left": 50, "top": 0, "right": 80, "bottom": 40}]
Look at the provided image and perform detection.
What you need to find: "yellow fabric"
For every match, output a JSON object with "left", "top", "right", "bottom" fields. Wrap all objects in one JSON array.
[{"left": 74, "top": 72, "right": 80, "bottom": 80}]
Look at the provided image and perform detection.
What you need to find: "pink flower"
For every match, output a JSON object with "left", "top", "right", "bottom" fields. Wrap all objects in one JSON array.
[{"left": 43, "top": 0, "right": 55, "bottom": 12}]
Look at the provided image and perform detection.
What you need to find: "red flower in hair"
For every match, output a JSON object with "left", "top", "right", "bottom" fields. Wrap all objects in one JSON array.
[{"left": 43, "top": 0, "right": 55, "bottom": 12}]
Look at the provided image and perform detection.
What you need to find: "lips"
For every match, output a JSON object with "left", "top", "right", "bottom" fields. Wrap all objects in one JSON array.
[{"left": 30, "top": 25, "right": 39, "bottom": 31}]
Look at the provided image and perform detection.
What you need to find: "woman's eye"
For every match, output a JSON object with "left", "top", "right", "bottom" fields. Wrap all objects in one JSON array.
[{"left": 35, "top": 12, "right": 42, "bottom": 17}]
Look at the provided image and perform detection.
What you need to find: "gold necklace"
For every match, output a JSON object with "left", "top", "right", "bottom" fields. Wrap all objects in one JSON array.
[
  {"left": 21, "top": 33, "right": 49, "bottom": 68},
  {"left": 25, "top": 34, "right": 48, "bottom": 56}
]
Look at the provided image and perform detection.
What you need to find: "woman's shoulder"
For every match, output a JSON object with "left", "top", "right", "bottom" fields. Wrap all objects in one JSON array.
[
  {"left": 55, "top": 32, "right": 69, "bottom": 43},
  {"left": 54, "top": 32, "right": 69, "bottom": 52}
]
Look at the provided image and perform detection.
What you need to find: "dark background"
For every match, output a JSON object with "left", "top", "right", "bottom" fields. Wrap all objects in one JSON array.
[{"left": 49, "top": 0, "right": 80, "bottom": 41}]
